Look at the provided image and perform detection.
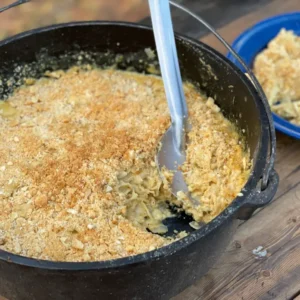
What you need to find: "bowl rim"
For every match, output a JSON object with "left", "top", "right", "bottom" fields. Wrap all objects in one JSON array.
[
  {"left": 0, "top": 20, "right": 269, "bottom": 270},
  {"left": 226, "top": 12, "right": 300, "bottom": 139}
]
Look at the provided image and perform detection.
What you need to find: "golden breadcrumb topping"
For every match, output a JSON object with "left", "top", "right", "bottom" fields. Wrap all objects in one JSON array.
[
  {"left": 0, "top": 67, "right": 250, "bottom": 261},
  {"left": 253, "top": 29, "right": 300, "bottom": 124}
]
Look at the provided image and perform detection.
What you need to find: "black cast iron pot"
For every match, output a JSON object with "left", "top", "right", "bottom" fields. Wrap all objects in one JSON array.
[{"left": 0, "top": 22, "right": 278, "bottom": 300}]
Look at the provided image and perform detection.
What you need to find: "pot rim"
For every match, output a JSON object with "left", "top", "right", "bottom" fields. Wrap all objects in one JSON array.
[{"left": 0, "top": 20, "right": 269, "bottom": 270}]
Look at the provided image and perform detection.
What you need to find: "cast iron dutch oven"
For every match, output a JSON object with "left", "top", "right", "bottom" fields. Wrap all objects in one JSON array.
[{"left": 0, "top": 22, "right": 278, "bottom": 300}]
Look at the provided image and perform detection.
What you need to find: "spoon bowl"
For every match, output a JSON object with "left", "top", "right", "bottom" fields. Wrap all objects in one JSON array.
[{"left": 156, "top": 126, "right": 187, "bottom": 195}]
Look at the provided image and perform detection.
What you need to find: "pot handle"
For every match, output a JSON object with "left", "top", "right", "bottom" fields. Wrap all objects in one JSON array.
[
  {"left": 0, "top": 0, "right": 30, "bottom": 13},
  {"left": 236, "top": 169, "right": 279, "bottom": 220},
  {"left": 169, "top": 1, "right": 276, "bottom": 192}
]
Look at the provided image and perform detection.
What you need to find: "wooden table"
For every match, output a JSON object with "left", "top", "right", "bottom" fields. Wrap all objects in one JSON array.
[{"left": 1, "top": 1, "right": 300, "bottom": 299}]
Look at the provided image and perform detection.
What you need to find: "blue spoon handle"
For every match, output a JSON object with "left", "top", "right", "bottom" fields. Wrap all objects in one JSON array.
[{"left": 148, "top": 0, "right": 188, "bottom": 154}]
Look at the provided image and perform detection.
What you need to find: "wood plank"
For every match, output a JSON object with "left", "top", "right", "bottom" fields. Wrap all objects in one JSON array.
[
  {"left": 246, "top": 135, "right": 300, "bottom": 221},
  {"left": 140, "top": 0, "right": 274, "bottom": 38},
  {"left": 201, "top": 0, "right": 300, "bottom": 54},
  {"left": 0, "top": 0, "right": 149, "bottom": 39},
  {"left": 174, "top": 171, "right": 300, "bottom": 300}
]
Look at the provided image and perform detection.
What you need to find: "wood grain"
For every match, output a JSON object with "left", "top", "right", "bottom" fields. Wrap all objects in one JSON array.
[
  {"left": 0, "top": 0, "right": 149, "bottom": 40},
  {"left": 201, "top": 0, "right": 300, "bottom": 53},
  {"left": 140, "top": 0, "right": 274, "bottom": 38}
]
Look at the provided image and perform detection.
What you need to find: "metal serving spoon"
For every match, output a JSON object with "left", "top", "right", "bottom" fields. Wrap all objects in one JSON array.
[{"left": 148, "top": 0, "right": 198, "bottom": 204}]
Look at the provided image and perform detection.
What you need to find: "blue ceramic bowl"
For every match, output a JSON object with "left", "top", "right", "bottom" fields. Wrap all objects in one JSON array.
[{"left": 227, "top": 12, "right": 300, "bottom": 139}]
